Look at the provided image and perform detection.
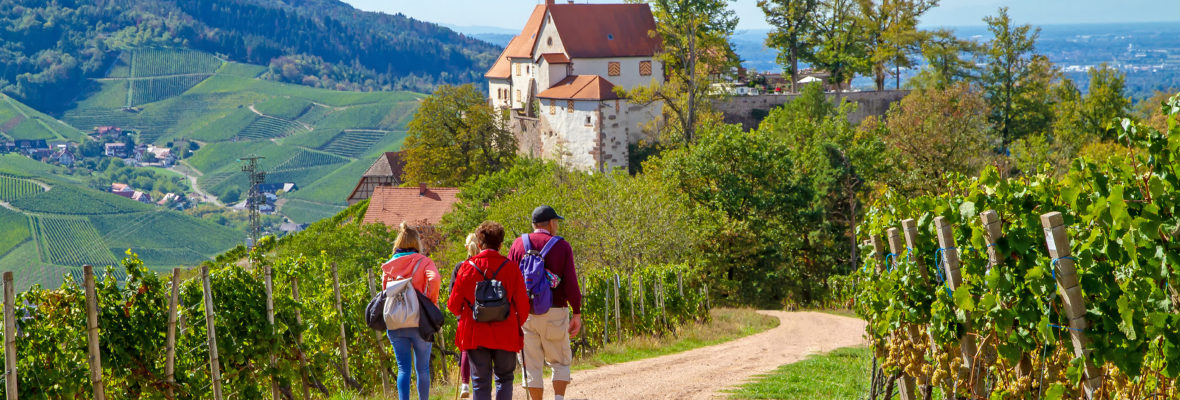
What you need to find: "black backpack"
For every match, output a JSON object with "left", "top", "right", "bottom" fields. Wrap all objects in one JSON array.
[{"left": 469, "top": 259, "right": 511, "bottom": 323}]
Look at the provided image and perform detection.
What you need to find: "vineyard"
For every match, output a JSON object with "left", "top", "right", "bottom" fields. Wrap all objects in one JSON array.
[
  {"left": 0, "top": 231, "right": 709, "bottom": 399},
  {"left": 30, "top": 216, "right": 119, "bottom": 267},
  {"left": 235, "top": 116, "right": 309, "bottom": 141},
  {"left": 846, "top": 99, "right": 1180, "bottom": 399},
  {"left": 129, "top": 75, "right": 213, "bottom": 106},
  {"left": 0, "top": 175, "right": 44, "bottom": 202},
  {"left": 318, "top": 130, "right": 391, "bottom": 158},
  {"left": 11, "top": 185, "right": 152, "bottom": 215},
  {"left": 129, "top": 48, "right": 223, "bottom": 78},
  {"left": 254, "top": 97, "right": 314, "bottom": 120},
  {"left": 271, "top": 150, "right": 349, "bottom": 172}
]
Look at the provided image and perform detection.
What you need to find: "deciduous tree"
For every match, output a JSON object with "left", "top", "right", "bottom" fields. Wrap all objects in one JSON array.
[
  {"left": 806, "top": 0, "right": 868, "bottom": 95},
  {"left": 855, "top": 0, "right": 937, "bottom": 91},
  {"left": 759, "top": 0, "right": 820, "bottom": 93},
  {"left": 981, "top": 7, "right": 1049, "bottom": 150},
  {"left": 402, "top": 84, "right": 516, "bottom": 186}
]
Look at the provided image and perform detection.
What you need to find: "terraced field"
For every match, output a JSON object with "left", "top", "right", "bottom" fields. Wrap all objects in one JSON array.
[
  {"left": 130, "top": 75, "right": 212, "bottom": 106},
  {"left": 30, "top": 216, "right": 120, "bottom": 267},
  {"left": 272, "top": 149, "right": 349, "bottom": 171},
  {"left": 319, "top": 130, "right": 392, "bottom": 158},
  {"left": 129, "top": 48, "right": 223, "bottom": 77},
  {"left": 0, "top": 175, "right": 46, "bottom": 202},
  {"left": 11, "top": 185, "right": 152, "bottom": 215},
  {"left": 0, "top": 94, "right": 84, "bottom": 142},
  {"left": 235, "top": 116, "right": 308, "bottom": 141},
  {"left": 0, "top": 208, "right": 29, "bottom": 258}
]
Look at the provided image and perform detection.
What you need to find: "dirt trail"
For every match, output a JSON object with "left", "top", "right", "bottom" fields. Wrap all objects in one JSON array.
[{"left": 510, "top": 310, "right": 866, "bottom": 400}]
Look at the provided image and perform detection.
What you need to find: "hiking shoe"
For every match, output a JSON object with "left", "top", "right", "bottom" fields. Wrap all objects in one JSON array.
[{"left": 460, "top": 383, "right": 471, "bottom": 398}]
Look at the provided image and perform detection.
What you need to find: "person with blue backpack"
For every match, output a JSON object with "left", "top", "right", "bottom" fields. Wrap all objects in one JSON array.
[{"left": 508, "top": 205, "right": 583, "bottom": 400}]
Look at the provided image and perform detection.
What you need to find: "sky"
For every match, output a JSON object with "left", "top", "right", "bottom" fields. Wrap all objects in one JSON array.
[{"left": 343, "top": 0, "right": 1180, "bottom": 32}]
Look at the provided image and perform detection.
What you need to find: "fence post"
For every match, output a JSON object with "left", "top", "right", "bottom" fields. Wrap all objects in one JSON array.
[
  {"left": 980, "top": 210, "right": 1032, "bottom": 376},
  {"left": 1041, "top": 212, "right": 1102, "bottom": 398},
  {"left": 200, "top": 266, "right": 223, "bottom": 400},
  {"left": 165, "top": 268, "right": 181, "bottom": 400},
  {"left": 677, "top": 271, "right": 683, "bottom": 298},
  {"left": 292, "top": 277, "right": 311, "bottom": 400},
  {"left": 900, "top": 219, "right": 929, "bottom": 280},
  {"left": 933, "top": 217, "right": 982, "bottom": 396},
  {"left": 3, "top": 272, "right": 17, "bottom": 400},
  {"left": 613, "top": 274, "right": 621, "bottom": 343},
  {"left": 83, "top": 265, "right": 107, "bottom": 400},
  {"left": 638, "top": 275, "right": 645, "bottom": 317},
  {"left": 367, "top": 270, "right": 391, "bottom": 397},
  {"left": 264, "top": 265, "right": 278, "bottom": 400},
  {"left": 870, "top": 235, "right": 886, "bottom": 274},
  {"left": 628, "top": 275, "right": 635, "bottom": 321},
  {"left": 331, "top": 263, "right": 351, "bottom": 382},
  {"left": 885, "top": 229, "right": 918, "bottom": 400}
]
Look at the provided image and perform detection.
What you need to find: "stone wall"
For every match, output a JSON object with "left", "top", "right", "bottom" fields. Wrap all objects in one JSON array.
[{"left": 714, "top": 90, "right": 910, "bottom": 130}]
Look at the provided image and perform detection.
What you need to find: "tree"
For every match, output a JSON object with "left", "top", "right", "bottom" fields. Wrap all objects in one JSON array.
[
  {"left": 908, "top": 29, "right": 979, "bottom": 90},
  {"left": 806, "top": 0, "right": 868, "bottom": 95},
  {"left": 981, "top": 7, "right": 1045, "bottom": 150},
  {"left": 856, "top": 0, "right": 937, "bottom": 91},
  {"left": 402, "top": 84, "right": 516, "bottom": 186},
  {"left": 1080, "top": 64, "right": 1131, "bottom": 139},
  {"left": 867, "top": 83, "right": 995, "bottom": 195},
  {"left": 759, "top": 0, "right": 820, "bottom": 93},
  {"left": 626, "top": 0, "right": 739, "bottom": 144}
]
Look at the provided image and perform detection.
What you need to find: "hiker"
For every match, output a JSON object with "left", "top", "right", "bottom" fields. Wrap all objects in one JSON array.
[
  {"left": 508, "top": 206, "right": 582, "bottom": 400},
  {"left": 447, "top": 221, "right": 530, "bottom": 400},
  {"left": 448, "top": 233, "right": 480, "bottom": 398},
  {"left": 381, "top": 222, "right": 441, "bottom": 400}
]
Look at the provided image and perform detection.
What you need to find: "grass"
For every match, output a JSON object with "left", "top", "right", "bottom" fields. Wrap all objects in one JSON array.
[
  {"left": 0, "top": 207, "right": 29, "bottom": 258},
  {"left": 728, "top": 346, "right": 872, "bottom": 400},
  {"left": 0, "top": 93, "right": 84, "bottom": 141},
  {"left": 576, "top": 308, "right": 779, "bottom": 370}
]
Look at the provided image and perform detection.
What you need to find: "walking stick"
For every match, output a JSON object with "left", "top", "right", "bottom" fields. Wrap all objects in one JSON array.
[
  {"left": 453, "top": 350, "right": 463, "bottom": 400},
  {"left": 521, "top": 350, "right": 532, "bottom": 400}
]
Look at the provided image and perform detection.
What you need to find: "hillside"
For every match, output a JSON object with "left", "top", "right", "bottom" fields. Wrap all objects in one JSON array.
[
  {"left": 0, "top": 155, "right": 240, "bottom": 290},
  {"left": 59, "top": 48, "right": 420, "bottom": 222},
  {"left": 0, "top": 0, "right": 497, "bottom": 112}
]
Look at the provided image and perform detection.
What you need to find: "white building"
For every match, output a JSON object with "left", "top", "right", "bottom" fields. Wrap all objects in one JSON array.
[{"left": 487, "top": 0, "right": 663, "bottom": 171}]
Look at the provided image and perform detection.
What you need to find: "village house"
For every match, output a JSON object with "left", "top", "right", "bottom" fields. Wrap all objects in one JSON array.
[
  {"left": 131, "top": 191, "right": 152, "bottom": 204},
  {"left": 51, "top": 146, "right": 75, "bottom": 165},
  {"left": 91, "top": 126, "right": 123, "bottom": 139},
  {"left": 135, "top": 145, "right": 175, "bottom": 166},
  {"left": 487, "top": 0, "right": 664, "bottom": 171},
  {"left": 257, "top": 182, "right": 299, "bottom": 194},
  {"left": 104, "top": 142, "right": 129, "bottom": 158},
  {"left": 362, "top": 184, "right": 461, "bottom": 232},
  {"left": 347, "top": 151, "right": 404, "bottom": 205}
]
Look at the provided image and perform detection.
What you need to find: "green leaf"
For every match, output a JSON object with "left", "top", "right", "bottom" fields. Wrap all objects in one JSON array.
[
  {"left": 1116, "top": 294, "right": 1138, "bottom": 340},
  {"left": 959, "top": 201, "right": 977, "bottom": 221},
  {"left": 1044, "top": 383, "right": 1066, "bottom": 400},
  {"left": 954, "top": 286, "right": 975, "bottom": 311}
]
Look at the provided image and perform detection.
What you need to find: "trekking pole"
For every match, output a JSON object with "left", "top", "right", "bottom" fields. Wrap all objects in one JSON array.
[
  {"left": 453, "top": 352, "right": 462, "bottom": 400},
  {"left": 521, "top": 351, "right": 531, "bottom": 400}
]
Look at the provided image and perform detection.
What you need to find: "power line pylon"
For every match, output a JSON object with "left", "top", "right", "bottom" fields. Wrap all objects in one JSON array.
[{"left": 240, "top": 156, "right": 266, "bottom": 249}]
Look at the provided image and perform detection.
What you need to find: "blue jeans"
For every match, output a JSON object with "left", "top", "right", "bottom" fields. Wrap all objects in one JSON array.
[{"left": 387, "top": 330, "right": 432, "bottom": 400}]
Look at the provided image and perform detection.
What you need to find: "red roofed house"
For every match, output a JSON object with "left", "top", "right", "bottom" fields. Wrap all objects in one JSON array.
[
  {"left": 487, "top": 0, "right": 664, "bottom": 172},
  {"left": 347, "top": 152, "right": 406, "bottom": 205},
  {"left": 362, "top": 184, "right": 461, "bottom": 228}
]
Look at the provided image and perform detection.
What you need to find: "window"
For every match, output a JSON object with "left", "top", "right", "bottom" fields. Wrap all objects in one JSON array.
[
  {"left": 607, "top": 62, "right": 621, "bottom": 77},
  {"left": 516, "top": 90, "right": 521, "bottom": 103},
  {"left": 547, "top": 37, "right": 553, "bottom": 46},
  {"left": 549, "top": 100, "right": 556, "bottom": 115},
  {"left": 585, "top": 115, "right": 592, "bottom": 126},
  {"left": 567, "top": 100, "right": 575, "bottom": 112},
  {"left": 639, "top": 61, "right": 652, "bottom": 76},
  {"left": 515, "top": 64, "right": 520, "bottom": 76}
]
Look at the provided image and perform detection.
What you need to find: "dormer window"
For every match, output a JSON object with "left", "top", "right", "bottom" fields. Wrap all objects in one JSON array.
[
  {"left": 547, "top": 37, "right": 553, "bottom": 46},
  {"left": 607, "top": 34, "right": 614, "bottom": 40}
]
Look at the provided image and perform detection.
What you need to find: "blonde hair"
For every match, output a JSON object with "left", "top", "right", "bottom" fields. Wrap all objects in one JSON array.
[
  {"left": 464, "top": 233, "right": 479, "bottom": 257},
  {"left": 392, "top": 222, "right": 420, "bottom": 252}
]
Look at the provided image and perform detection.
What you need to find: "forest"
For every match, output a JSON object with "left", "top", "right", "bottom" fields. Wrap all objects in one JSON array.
[{"left": 0, "top": 0, "right": 498, "bottom": 112}]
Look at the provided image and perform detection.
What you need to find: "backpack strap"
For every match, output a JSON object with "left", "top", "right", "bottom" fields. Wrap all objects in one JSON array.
[
  {"left": 522, "top": 233, "right": 533, "bottom": 252},
  {"left": 469, "top": 259, "right": 511, "bottom": 281},
  {"left": 396, "top": 255, "right": 426, "bottom": 280},
  {"left": 539, "top": 236, "right": 563, "bottom": 257}
]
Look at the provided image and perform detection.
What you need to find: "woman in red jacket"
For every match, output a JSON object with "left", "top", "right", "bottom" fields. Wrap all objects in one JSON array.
[{"left": 447, "top": 221, "right": 530, "bottom": 400}]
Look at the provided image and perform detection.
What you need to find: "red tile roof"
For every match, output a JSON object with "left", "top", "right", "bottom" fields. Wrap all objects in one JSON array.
[
  {"left": 506, "top": 5, "right": 548, "bottom": 59},
  {"left": 537, "top": 75, "right": 620, "bottom": 101},
  {"left": 363, "top": 152, "right": 406, "bottom": 178},
  {"left": 549, "top": 3, "right": 661, "bottom": 58},
  {"left": 540, "top": 53, "right": 571, "bottom": 64},
  {"left": 362, "top": 186, "right": 461, "bottom": 227},
  {"left": 485, "top": 46, "right": 514, "bottom": 79}
]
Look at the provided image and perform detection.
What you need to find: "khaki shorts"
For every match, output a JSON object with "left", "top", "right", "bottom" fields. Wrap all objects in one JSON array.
[{"left": 520, "top": 307, "right": 573, "bottom": 388}]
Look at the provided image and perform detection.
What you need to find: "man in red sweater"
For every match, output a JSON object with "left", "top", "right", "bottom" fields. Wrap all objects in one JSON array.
[{"left": 508, "top": 206, "right": 582, "bottom": 400}]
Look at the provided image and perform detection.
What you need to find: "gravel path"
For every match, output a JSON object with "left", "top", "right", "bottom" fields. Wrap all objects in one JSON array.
[{"left": 508, "top": 310, "right": 867, "bottom": 400}]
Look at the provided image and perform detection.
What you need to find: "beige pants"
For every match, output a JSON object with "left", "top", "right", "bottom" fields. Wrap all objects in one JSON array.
[{"left": 520, "top": 307, "right": 573, "bottom": 388}]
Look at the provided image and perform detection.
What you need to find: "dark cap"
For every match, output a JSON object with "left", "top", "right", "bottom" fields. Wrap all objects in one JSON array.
[{"left": 531, "top": 205, "right": 564, "bottom": 224}]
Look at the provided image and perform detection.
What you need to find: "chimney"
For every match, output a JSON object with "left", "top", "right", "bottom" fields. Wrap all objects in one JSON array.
[
  {"left": 545, "top": 0, "right": 554, "bottom": 5},
  {"left": 419, "top": 182, "right": 427, "bottom": 196}
]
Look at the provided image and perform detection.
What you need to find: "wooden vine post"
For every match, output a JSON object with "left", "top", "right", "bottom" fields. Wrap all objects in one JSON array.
[
  {"left": 900, "top": 219, "right": 939, "bottom": 394},
  {"left": 264, "top": 265, "right": 279, "bottom": 400},
  {"left": 366, "top": 270, "right": 391, "bottom": 397},
  {"left": 165, "top": 268, "right": 181, "bottom": 400},
  {"left": 330, "top": 263, "right": 352, "bottom": 382},
  {"left": 1040, "top": 212, "right": 1102, "bottom": 398},
  {"left": 3, "top": 272, "right": 16, "bottom": 400},
  {"left": 83, "top": 265, "right": 107, "bottom": 400},
  {"left": 932, "top": 217, "right": 982, "bottom": 395},
  {"left": 200, "top": 266, "right": 224, "bottom": 400},
  {"left": 292, "top": 277, "right": 311, "bottom": 400},
  {"left": 613, "top": 274, "right": 621, "bottom": 343},
  {"left": 885, "top": 228, "right": 919, "bottom": 400},
  {"left": 980, "top": 211, "right": 1032, "bottom": 376},
  {"left": 638, "top": 275, "right": 645, "bottom": 317},
  {"left": 870, "top": 235, "right": 886, "bottom": 274}
]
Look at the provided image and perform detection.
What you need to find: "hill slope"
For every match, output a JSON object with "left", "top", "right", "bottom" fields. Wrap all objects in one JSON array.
[
  {"left": 0, "top": 155, "right": 241, "bottom": 290},
  {"left": 60, "top": 48, "right": 419, "bottom": 219},
  {"left": 0, "top": 0, "right": 496, "bottom": 112}
]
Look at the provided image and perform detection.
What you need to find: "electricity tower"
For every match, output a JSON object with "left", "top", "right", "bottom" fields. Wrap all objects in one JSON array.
[{"left": 240, "top": 156, "right": 266, "bottom": 248}]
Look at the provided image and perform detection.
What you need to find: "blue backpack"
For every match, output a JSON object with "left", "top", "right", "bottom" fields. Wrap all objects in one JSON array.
[{"left": 520, "top": 234, "right": 562, "bottom": 315}]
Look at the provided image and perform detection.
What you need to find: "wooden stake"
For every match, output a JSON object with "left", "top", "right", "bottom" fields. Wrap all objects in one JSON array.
[
  {"left": 331, "top": 263, "right": 351, "bottom": 382},
  {"left": 677, "top": 271, "right": 683, "bottom": 297},
  {"left": 900, "top": 219, "right": 929, "bottom": 280},
  {"left": 628, "top": 275, "right": 635, "bottom": 321},
  {"left": 83, "top": 265, "right": 107, "bottom": 400},
  {"left": 265, "top": 266, "right": 278, "bottom": 400},
  {"left": 980, "top": 210, "right": 1005, "bottom": 272},
  {"left": 885, "top": 229, "right": 918, "bottom": 400},
  {"left": 165, "top": 268, "right": 181, "bottom": 400},
  {"left": 613, "top": 274, "right": 621, "bottom": 343},
  {"left": 200, "top": 266, "right": 223, "bottom": 400},
  {"left": 933, "top": 217, "right": 982, "bottom": 395},
  {"left": 638, "top": 275, "right": 645, "bottom": 317},
  {"left": 367, "top": 270, "right": 391, "bottom": 397},
  {"left": 3, "top": 272, "right": 17, "bottom": 400},
  {"left": 870, "top": 235, "right": 886, "bottom": 274},
  {"left": 1041, "top": 212, "right": 1102, "bottom": 398},
  {"left": 292, "top": 277, "right": 311, "bottom": 400}
]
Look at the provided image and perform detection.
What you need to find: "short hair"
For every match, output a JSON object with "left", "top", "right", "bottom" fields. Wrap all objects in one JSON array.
[
  {"left": 464, "top": 233, "right": 479, "bottom": 257},
  {"left": 392, "top": 222, "right": 420, "bottom": 252},
  {"left": 474, "top": 221, "right": 505, "bottom": 251}
]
